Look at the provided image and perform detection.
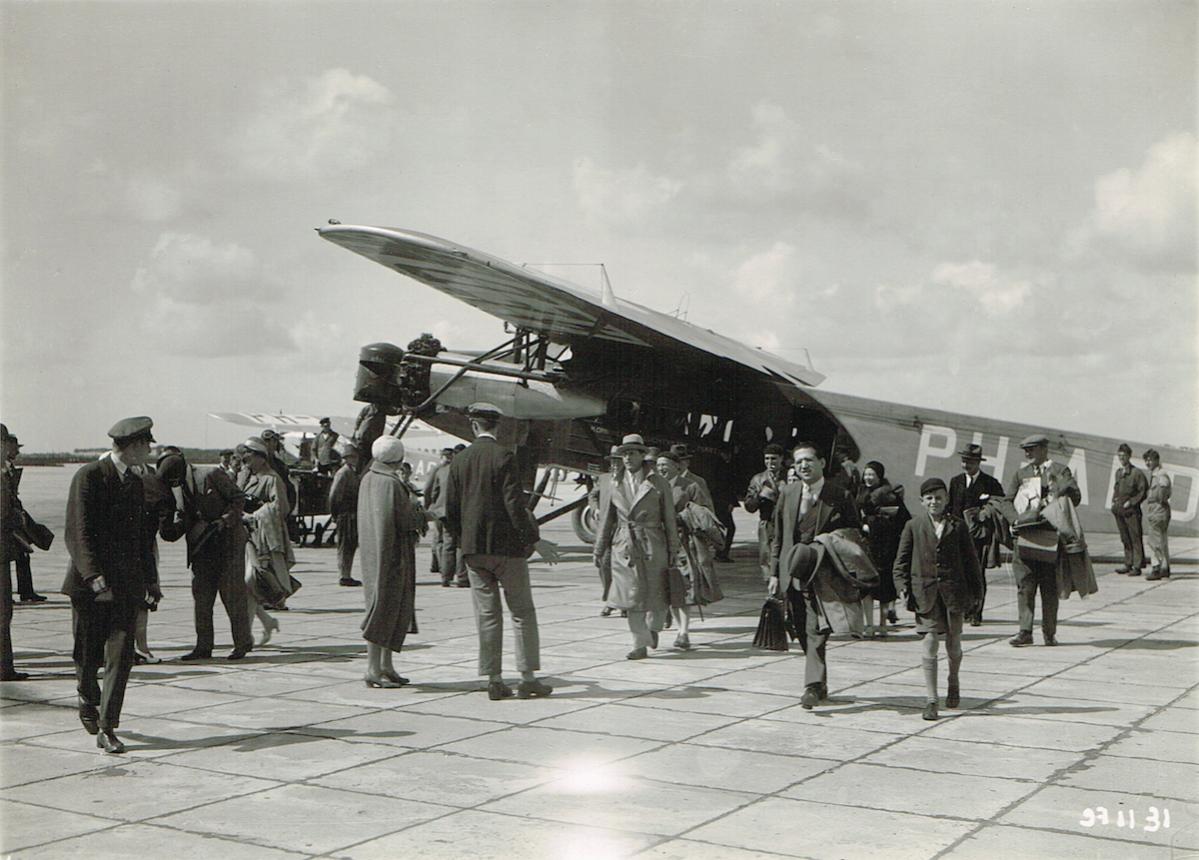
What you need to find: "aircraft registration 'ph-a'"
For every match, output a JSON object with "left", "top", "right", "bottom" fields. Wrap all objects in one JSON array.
[{"left": 318, "top": 224, "right": 1199, "bottom": 542}]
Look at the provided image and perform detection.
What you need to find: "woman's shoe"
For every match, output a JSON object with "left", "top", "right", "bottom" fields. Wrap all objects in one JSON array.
[
  {"left": 258, "top": 617, "right": 280, "bottom": 647},
  {"left": 600, "top": 607, "right": 613, "bottom": 617},
  {"left": 886, "top": 609, "right": 899, "bottom": 625},
  {"left": 382, "top": 669, "right": 410, "bottom": 686},
  {"left": 673, "top": 635, "right": 691, "bottom": 651},
  {"left": 364, "top": 673, "right": 403, "bottom": 689}
]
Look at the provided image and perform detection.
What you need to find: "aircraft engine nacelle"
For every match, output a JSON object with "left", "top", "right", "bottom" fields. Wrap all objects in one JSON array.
[
  {"left": 355, "top": 342, "right": 413, "bottom": 409},
  {"left": 426, "top": 369, "right": 606, "bottom": 421}
]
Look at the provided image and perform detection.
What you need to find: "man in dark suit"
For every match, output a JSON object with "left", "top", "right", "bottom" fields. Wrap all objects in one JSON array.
[
  {"left": 1, "top": 424, "right": 29, "bottom": 681},
  {"left": 445, "top": 402, "right": 550, "bottom": 701},
  {"left": 423, "top": 448, "right": 454, "bottom": 583},
  {"left": 769, "top": 441, "right": 861, "bottom": 709},
  {"left": 1111, "top": 443, "right": 1149, "bottom": 575},
  {"left": 171, "top": 451, "right": 254, "bottom": 662},
  {"left": 894, "top": 478, "right": 983, "bottom": 721},
  {"left": 1006, "top": 433, "right": 1081, "bottom": 647},
  {"left": 61, "top": 417, "right": 160, "bottom": 753},
  {"left": 947, "top": 443, "right": 1005, "bottom": 625}
]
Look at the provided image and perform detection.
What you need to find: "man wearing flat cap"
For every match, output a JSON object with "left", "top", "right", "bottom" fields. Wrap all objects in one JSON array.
[
  {"left": 744, "top": 443, "right": 787, "bottom": 582},
  {"left": 61, "top": 417, "right": 159, "bottom": 752},
  {"left": 1110, "top": 443, "right": 1148, "bottom": 576},
  {"left": 1005, "top": 434, "right": 1080, "bottom": 647},
  {"left": 948, "top": 444, "right": 1006, "bottom": 625},
  {"left": 314, "top": 418, "right": 339, "bottom": 475},
  {"left": 445, "top": 403, "right": 551, "bottom": 700}
]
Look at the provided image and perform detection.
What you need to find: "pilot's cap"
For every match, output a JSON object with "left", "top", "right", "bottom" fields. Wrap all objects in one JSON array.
[
  {"left": 108, "top": 416, "right": 155, "bottom": 445},
  {"left": 615, "top": 434, "right": 648, "bottom": 454},
  {"left": 669, "top": 444, "right": 692, "bottom": 461},
  {"left": 466, "top": 402, "right": 503, "bottom": 419},
  {"left": 1019, "top": 434, "right": 1049, "bottom": 449}
]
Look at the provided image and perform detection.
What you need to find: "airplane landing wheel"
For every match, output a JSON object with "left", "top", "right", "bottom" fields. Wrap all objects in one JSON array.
[{"left": 572, "top": 503, "right": 596, "bottom": 545}]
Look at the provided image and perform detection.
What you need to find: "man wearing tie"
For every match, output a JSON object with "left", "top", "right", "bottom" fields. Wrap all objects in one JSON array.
[
  {"left": 62, "top": 417, "right": 160, "bottom": 753},
  {"left": 947, "top": 444, "right": 1006, "bottom": 625},
  {"left": 769, "top": 441, "right": 861, "bottom": 709},
  {"left": 1006, "top": 434, "right": 1081, "bottom": 647}
]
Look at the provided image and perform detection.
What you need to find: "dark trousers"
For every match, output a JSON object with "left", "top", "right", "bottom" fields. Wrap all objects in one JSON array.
[
  {"left": 72, "top": 599, "right": 138, "bottom": 730},
  {"left": 14, "top": 551, "right": 36, "bottom": 598},
  {"left": 1013, "top": 556, "right": 1059, "bottom": 637},
  {"left": 756, "top": 520, "right": 774, "bottom": 582},
  {"left": 430, "top": 520, "right": 443, "bottom": 573},
  {"left": 192, "top": 551, "right": 252, "bottom": 653},
  {"left": 336, "top": 514, "right": 358, "bottom": 580},
  {"left": 971, "top": 538, "right": 989, "bottom": 621},
  {"left": 440, "top": 523, "right": 467, "bottom": 586},
  {"left": 1, "top": 562, "right": 14, "bottom": 673},
  {"left": 788, "top": 586, "right": 828, "bottom": 690},
  {"left": 1114, "top": 510, "right": 1146, "bottom": 570}
]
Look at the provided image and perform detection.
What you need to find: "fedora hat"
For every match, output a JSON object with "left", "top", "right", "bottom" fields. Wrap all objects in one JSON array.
[
  {"left": 956, "top": 443, "right": 987, "bottom": 461},
  {"left": 614, "top": 434, "right": 648, "bottom": 455}
]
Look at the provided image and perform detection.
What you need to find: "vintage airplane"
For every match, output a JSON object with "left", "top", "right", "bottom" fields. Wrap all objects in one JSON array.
[{"left": 317, "top": 224, "right": 1199, "bottom": 543}]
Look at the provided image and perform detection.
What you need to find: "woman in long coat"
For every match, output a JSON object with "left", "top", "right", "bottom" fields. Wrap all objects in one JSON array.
[
  {"left": 855, "top": 460, "right": 910, "bottom": 635},
  {"left": 357, "top": 436, "right": 425, "bottom": 688},
  {"left": 240, "top": 437, "right": 295, "bottom": 645},
  {"left": 594, "top": 434, "right": 680, "bottom": 660}
]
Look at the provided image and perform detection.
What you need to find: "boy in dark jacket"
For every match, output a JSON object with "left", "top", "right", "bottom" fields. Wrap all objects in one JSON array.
[{"left": 894, "top": 478, "right": 983, "bottom": 721}]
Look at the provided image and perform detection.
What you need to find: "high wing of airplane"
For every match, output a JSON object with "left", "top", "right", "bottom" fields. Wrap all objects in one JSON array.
[{"left": 318, "top": 224, "right": 1199, "bottom": 541}]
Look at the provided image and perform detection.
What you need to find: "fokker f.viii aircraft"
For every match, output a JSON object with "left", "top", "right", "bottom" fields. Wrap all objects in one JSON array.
[{"left": 318, "top": 224, "right": 1198, "bottom": 542}]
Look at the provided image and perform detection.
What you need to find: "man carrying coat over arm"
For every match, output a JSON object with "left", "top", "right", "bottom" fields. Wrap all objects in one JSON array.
[{"left": 444, "top": 402, "right": 551, "bottom": 702}]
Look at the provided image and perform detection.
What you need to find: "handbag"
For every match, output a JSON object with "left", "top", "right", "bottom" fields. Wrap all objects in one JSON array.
[{"left": 753, "top": 597, "right": 789, "bottom": 651}]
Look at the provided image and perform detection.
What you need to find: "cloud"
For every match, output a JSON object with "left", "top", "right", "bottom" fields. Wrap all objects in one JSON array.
[
  {"left": 931, "top": 260, "right": 1035, "bottom": 315},
  {"left": 726, "top": 102, "right": 867, "bottom": 215},
  {"left": 131, "top": 232, "right": 294, "bottom": 356},
  {"left": 1068, "top": 132, "right": 1198, "bottom": 272},
  {"left": 232, "top": 68, "right": 400, "bottom": 181},
  {"left": 124, "top": 175, "right": 183, "bottom": 222},
  {"left": 732, "top": 241, "right": 799, "bottom": 303},
  {"left": 572, "top": 157, "right": 683, "bottom": 228}
]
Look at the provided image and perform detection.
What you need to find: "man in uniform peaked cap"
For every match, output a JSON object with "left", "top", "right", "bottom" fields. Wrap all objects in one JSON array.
[
  {"left": 62, "top": 417, "right": 159, "bottom": 753},
  {"left": 445, "top": 402, "right": 550, "bottom": 701}
]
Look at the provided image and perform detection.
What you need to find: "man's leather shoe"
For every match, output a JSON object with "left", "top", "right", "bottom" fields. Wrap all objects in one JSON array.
[
  {"left": 1146, "top": 569, "right": 1166, "bottom": 581},
  {"left": 801, "top": 687, "right": 820, "bottom": 710},
  {"left": 1009, "top": 631, "right": 1033, "bottom": 647},
  {"left": 626, "top": 647, "right": 648, "bottom": 660},
  {"left": 339, "top": 578, "right": 363, "bottom": 587},
  {"left": 179, "top": 650, "right": 211, "bottom": 661},
  {"left": 96, "top": 730, "right": 126, "bottom": 754},
  {"left": 227, "top": 647, "right": 249, "bottom": 660},
  {"left": 0, "top": 670, "right": 29, "bottom": 682},
  {"left": 1043, "top": 635, "right": 1058, "bottom": 646},
  {"left": 1128, "top": 569, "right": 1142, "bottom": 577},
  {"left": 946, "top": 683, "right": 960, "bottom": 709},
  {"left": 517, "top": 679, "right": 553, "bottom": 699},
  {"left": 922, "top": 702, "right": 939, "bottom": 721},
  {"left": 19, "top": 593, "right": 47, "bottom": 603},
  {"left": 1114, "top": 567, "right": 1131, "bottom": 574},
  {"left": 79, "top": 712, "right": 99, "bottom": 734},
  {"left": 487, "top": 680, "right": 513, "bottom": 700}
]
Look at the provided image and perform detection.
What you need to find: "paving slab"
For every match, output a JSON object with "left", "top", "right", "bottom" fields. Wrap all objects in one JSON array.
[{"left": 2, "top": 516, "right": 1195, "bottom": 859}]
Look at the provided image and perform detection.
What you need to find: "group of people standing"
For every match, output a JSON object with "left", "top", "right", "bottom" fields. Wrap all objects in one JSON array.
[{"left": 591, "top": 437, "right": 725, "bottom": 659}]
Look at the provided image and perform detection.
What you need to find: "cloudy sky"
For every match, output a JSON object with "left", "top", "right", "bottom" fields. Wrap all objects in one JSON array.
[{"left": 2, "top": 0, "right": 1195, "bottom": 452}]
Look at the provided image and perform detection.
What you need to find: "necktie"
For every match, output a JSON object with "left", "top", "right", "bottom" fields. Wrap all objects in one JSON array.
[{"left": 799, "top": 485, "right": 813, "bottom": 517}]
